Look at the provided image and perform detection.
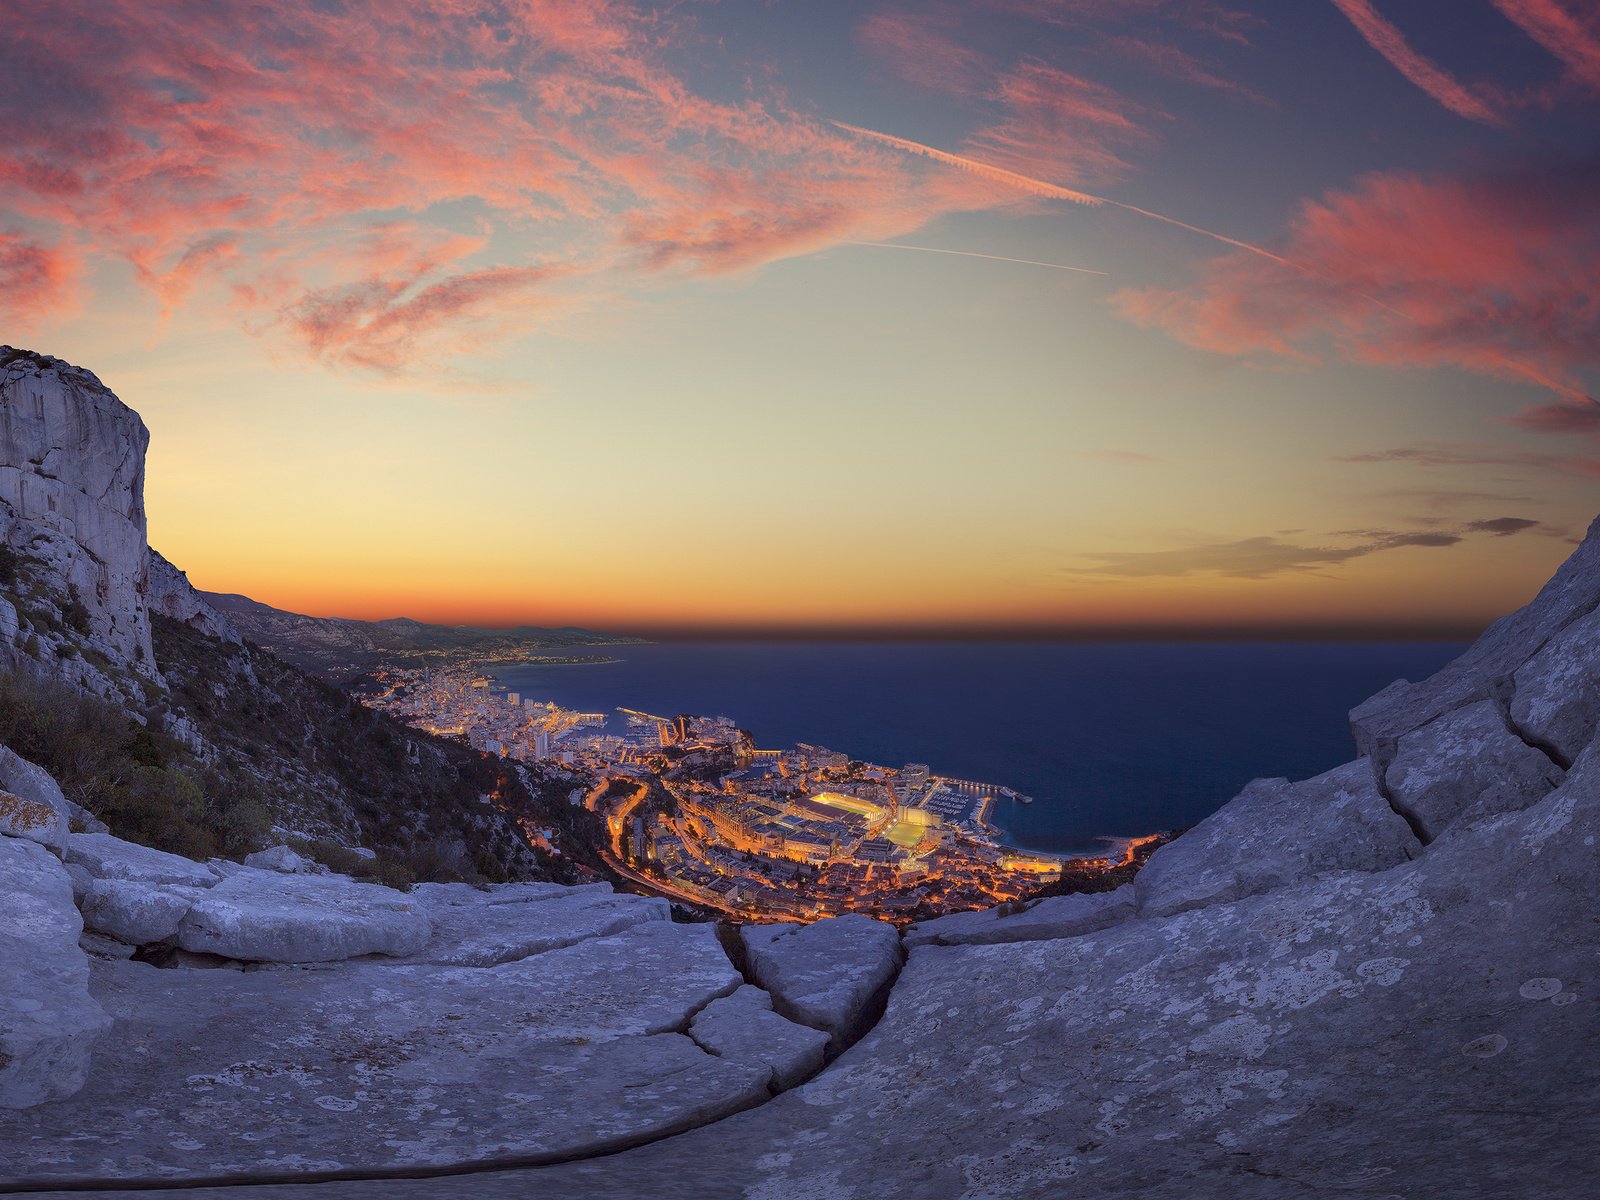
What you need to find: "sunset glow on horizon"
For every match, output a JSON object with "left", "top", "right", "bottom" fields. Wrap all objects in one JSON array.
[{"left": 5, "top": 0, "right": 1598, "bottom": 638}]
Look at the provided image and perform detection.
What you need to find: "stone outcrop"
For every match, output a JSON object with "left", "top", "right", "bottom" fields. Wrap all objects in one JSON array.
[
  {"left": 176, "top": 869, "right": 434, "bottom": 963},
  {"left": 80, "top": 879, "right": 198, "bottom": 946},
  {"left": 905, "top": 883, "right": 1135, "bottom": 947},
  {"left": 0, "top": 348, "right": 156, "bottom": 689},
  {"left": 0, "top": 836, "right": 111, "bottom": 1109},
  {"left": 0, "top": 743, "right": 72, "bottom": 850},
  {"left": 2, "top": 922, "right": 766, "bottom": 1184},
  {"left": 1134, "top": 758, "right": 1418, "bottom": 918},
  {"left": 1351, "top": 513, "right": 1600, "bottom": 773},
  {"left": 407, "top": 881, "right": 669, "bottom": 967},
  {"left": 65, "top": 831, "right": 224, "bottom": 888},
  {"left": 1384, "top": 697, "right": 1564, "bottom": 841},
  {"left": 146, "top": 548, "right": 239, "bottom": 643},
  {"left": 741, "top": 914, "right": 903, "bottom": 1045},
  {"left": 242, "top": 844, "right": 326, "bottom": 874}
]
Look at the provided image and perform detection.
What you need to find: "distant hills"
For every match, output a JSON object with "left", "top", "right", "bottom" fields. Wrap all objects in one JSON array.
[{"left": 200, "top": 591, "right": 642, "bottom": 678}]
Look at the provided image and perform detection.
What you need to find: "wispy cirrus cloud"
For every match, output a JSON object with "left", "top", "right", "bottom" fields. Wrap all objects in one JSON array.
[
  {"left": 1489, "top": 0, "right": 1600, "bottom": 92},
  {"left": 1335, "top": 442, "right": 1600, "bottom": 479},
  {"left": 1328, "top": 0, "right": 1505, "bottom": 125},
  {"left": 1070, "top": 516, "right": 1550, "bottom": 579},
  {"left": 0, "top": 231, "right": 77, "bottom": 325},
  {"left": 857, "top": 8, "right": 993, "bottom": 96},
  {"left": 0, "top": 0, "right": 1022, "bottom": 370},
  {"left": 1113, "top": 156, "right": 1600, "bottom": 408}
]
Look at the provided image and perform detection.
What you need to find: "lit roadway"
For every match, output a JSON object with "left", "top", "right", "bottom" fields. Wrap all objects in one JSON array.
[{"left": 587, "top": 775, "right": 750, "bottom": 919}]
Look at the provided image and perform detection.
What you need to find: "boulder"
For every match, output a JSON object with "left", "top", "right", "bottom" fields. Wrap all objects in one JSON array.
[
  {"left": 80, "top": 879, "right": 194, "bottom": 946},
  {"left": 242, "top": 844, "right": 325, "bottom": 875},
  {"left": 64, "top": 831, "right": 222, "bottom": 888},
  {"left": 408, "top": 881, "right": 669, "bottom": 967},
  {"left": 176, "top": 868, "right": 433, "bottom": 962},
  {"left": 741, "top": 914, "right": 902, "bottom": 1044},
  {"left": 0, "top": 836, "right": 112, "bottom": 1109},
  {"left": 1351, "top": 512, "right": 1600, "bottom": 766},
  {"left": 0, "top": 744, "right": 70, "bottom": 850},
  {"left": 1135, "top": 758, "right": 1419, "bottom": 918},
  {"left": 0, "top": 788, "right": 66, "bottom": 851},
  {"left": 0, "top": 922, "right": 764, "bottom": 1183},
  {"left": 905, "top": 884, "right": 1135, "bottom": 948},
  {"left": 1385, "top": 699, "right": 1564, "bottom": 842},
  {"left": 1511, "top": 606, "right": 1600, "bottom": 767},
  {"left": 689, "top": 984, "right": 830, "bottom": 1091}
]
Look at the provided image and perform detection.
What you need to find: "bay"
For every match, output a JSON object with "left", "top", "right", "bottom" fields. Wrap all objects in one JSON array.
[{"left": 491, "top": 641, "right": 1463, "bottom": 855}]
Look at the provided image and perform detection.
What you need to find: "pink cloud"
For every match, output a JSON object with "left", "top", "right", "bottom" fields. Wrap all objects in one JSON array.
[
  {"left": 1490, "top": 0, "right": 1600, "bottom": 92},
  {"left": 858, "top": 8, "right": 993, "bottom": 96},
  {"left": 967, "top": 61, "right": 1153, "bottom": 186},
  {"left": 0, "top": 0, "right": 1024, "bottom": 371},
  {"left": 1327, "top": 0, "right": 1505, "bottom": 125},
  {"left": 1112, "top": 157, "right": 1600, "bottom": 408},
  {"left": 0, "top": 231, "right": 77, "bottom": 327}
]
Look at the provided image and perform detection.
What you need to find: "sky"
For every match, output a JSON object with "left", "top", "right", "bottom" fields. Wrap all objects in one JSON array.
[{"left": 3, "top": 0, "right": 1598, "bottom": 638}]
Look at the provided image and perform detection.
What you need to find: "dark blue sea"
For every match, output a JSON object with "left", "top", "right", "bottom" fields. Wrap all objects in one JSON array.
[{"left": 491, "top": 642, "right": 1463, "bottom": 856}]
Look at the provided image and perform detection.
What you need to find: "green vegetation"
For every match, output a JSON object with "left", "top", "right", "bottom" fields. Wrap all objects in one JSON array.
[
  {"left": 0, "top": 667, "right": 270, "bottom": 859},
  {"left": 151, "top": 613, "right": 611, "bottom": 886}
]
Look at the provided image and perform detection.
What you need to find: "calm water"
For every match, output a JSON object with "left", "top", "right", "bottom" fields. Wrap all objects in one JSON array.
[{"left": 491, "top": 641, "right": 1462, "bottom": 855}]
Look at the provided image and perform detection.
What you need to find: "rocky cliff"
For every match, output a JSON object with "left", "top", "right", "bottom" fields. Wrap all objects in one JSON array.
[
  {"left": 0, "top": 349, "right": 591, "bottom": 881},
  {"left": 0, "top": 347, "right": 159, "bottom": 697}
]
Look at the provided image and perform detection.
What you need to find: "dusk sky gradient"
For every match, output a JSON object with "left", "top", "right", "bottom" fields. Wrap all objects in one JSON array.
[{"left": 4, "top": 0, "right": 1598, "bottom": 637}]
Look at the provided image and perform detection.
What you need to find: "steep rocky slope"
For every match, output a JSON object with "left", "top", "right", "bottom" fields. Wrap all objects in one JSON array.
[{"left": 0, "top": 348, "right": 592, "bottom": 880}]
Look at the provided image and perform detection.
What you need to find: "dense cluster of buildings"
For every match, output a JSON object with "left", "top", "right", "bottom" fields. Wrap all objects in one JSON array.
[{"left": 365, "top": 665, "right": 1074, "bottom": 922}]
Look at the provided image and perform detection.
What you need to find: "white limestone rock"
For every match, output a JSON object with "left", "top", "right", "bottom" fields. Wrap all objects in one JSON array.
[
  {"left": 0, "top": 836, "right": 112, "bottom": 1109},
  {"left": 408, "top": 881, "right": 669, "bottom": 967},
  {"left": 0, "top": 921, "right": 761, "bottom": 1181},
  {"left": 741, "top": 914, "right": 902, "bottom": 1044},
  {"left": 1351, "top": 513, "right": 1600, "bottom": 765},
  {"left": 1385, "top": 699, "right": 1564, "bottom": 842},
  {"left": 1511, "top": 606, "right": 1600, "bottom": 767},
  {"left": 0, "top": 350, "right": 157, "bottom": 683},
  {"left": 145, "top": 547, "right": 239, "bottom": 642},
  {"left": 64, "top": 831, "right": 223, "bottom": 888},
  {"left": 176, "top": 868, "right": 433, "bottom": 962},
  {"left": 689, "top": 983, "right": 830, "bottom": 1090},
  {"left": 1135, "top": 758, "right": 1419, "bottom": 918},
  {"left": 905, "top": 884, "right": 1135, "bottom": 948},
  {"left": 80, "top": 878, "right": 194, "bottom": 946},
  {"left": 242, "top": 844, "right": 325, "bottom": 875},
  {"left": 0, "top": 744, "right": 70, "bottom": 850}
]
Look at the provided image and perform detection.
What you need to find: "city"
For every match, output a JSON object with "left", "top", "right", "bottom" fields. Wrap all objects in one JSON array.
[{"left": 364, "top": 664, "right": 1157, "bottom": 922}]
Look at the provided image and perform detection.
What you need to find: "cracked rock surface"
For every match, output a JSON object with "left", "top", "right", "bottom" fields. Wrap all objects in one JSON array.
[
  {"left": 2, "top": 921, "right": 766, "bottom": 1184},
  {"left": 741, "top": 914, "right": 903, "bottom": 1045}
]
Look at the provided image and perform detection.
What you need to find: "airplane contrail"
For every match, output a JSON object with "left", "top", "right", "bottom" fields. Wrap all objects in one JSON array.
[
  {"left": 834, "top": 120, "right": 1599, "bottom": 399},
  {"left": 832, "top": 120, "right": 1320, "bottom": 277},
  {"left": 847, "top": 241, "right": 1108, "bottom": 275},
  {"left": 831, "top": 122, "right": 1104, "bottom": 206}
]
